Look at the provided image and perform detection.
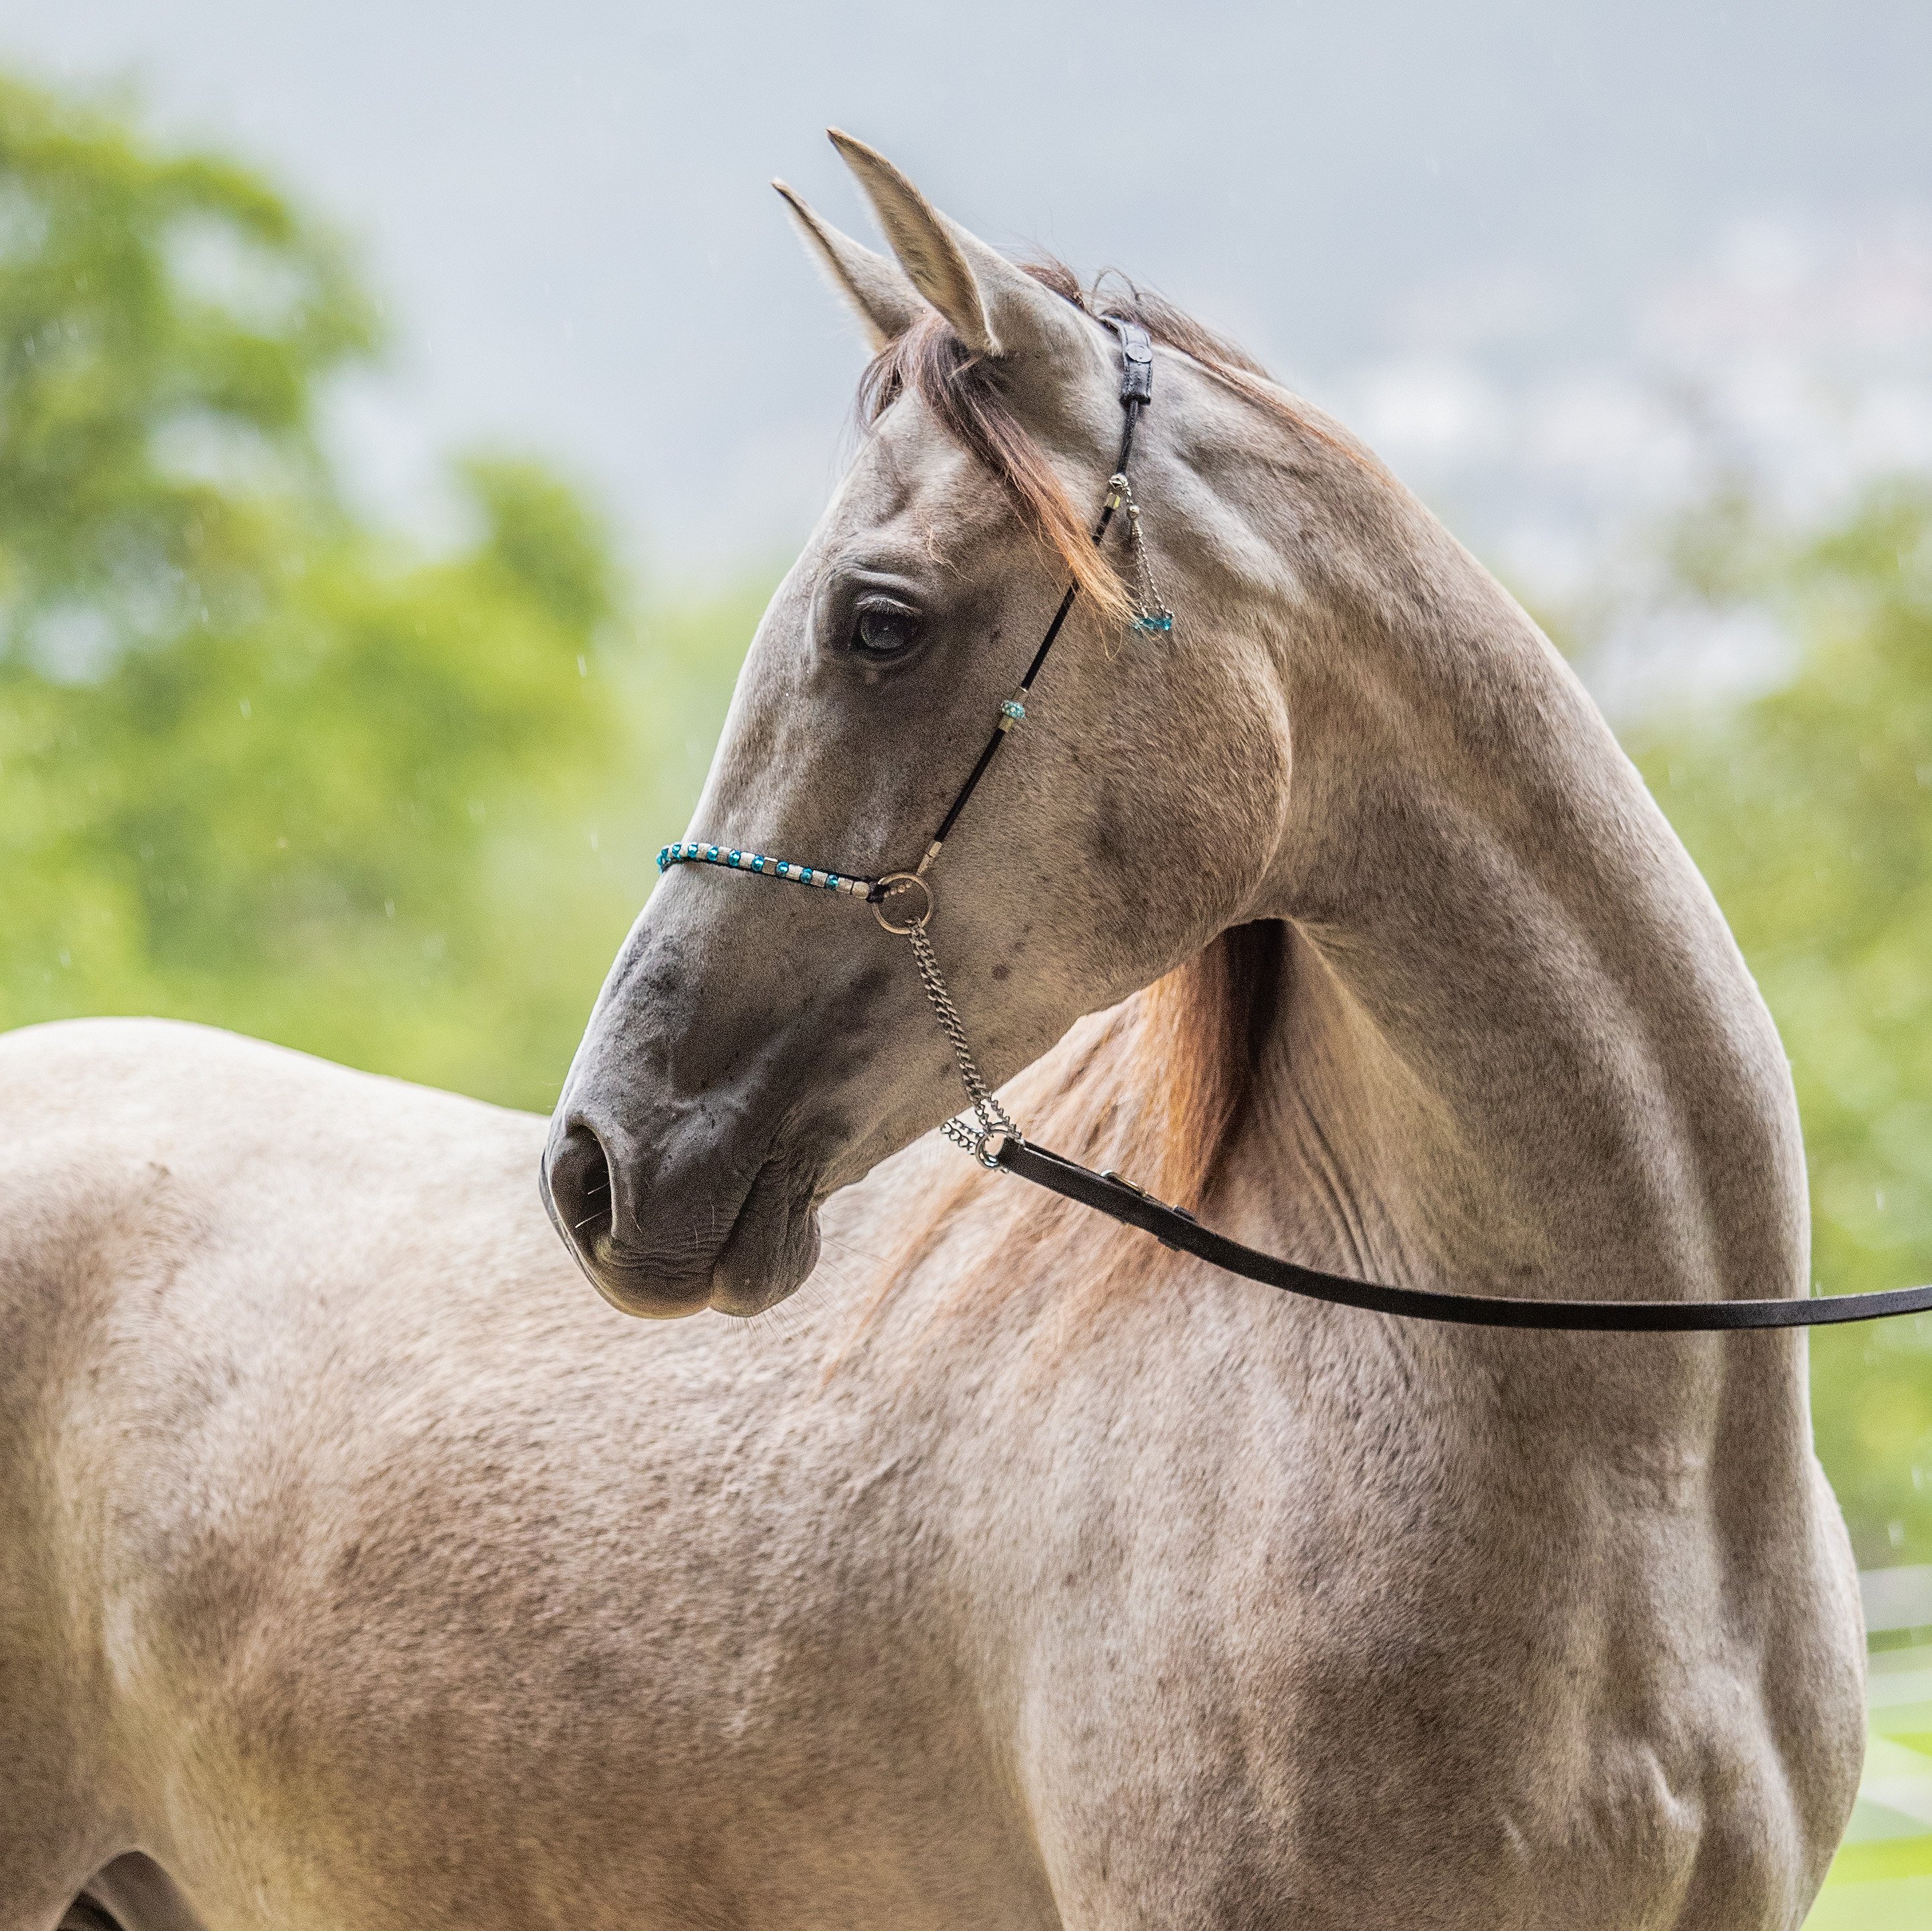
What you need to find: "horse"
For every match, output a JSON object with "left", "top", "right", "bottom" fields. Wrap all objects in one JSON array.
[{"left": 0, "top": 133, "right": 1864, "bottom": 1930}]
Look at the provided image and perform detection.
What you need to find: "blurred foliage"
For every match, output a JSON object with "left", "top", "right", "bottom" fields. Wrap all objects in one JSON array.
[
  {"left": 3, "top": 71, "right": 1931, "bottom": 1572},
  {"left": 1628, "top": 480, "right": 1932, "bottom": 1567},
  {"left": 0, "top": 72, "right": 744, "bottom": 1108}
]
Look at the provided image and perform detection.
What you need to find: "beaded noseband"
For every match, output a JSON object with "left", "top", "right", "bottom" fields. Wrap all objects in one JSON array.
[{"left": 655, "top": 317, "right": 1932, "bottom": 1333}]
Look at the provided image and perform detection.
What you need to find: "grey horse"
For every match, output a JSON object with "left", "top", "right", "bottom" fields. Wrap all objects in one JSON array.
[{"left": 0, "top": 134, "right": 1862, "bottom": 1929}]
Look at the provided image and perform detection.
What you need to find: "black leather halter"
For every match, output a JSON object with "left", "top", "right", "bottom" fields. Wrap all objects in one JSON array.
[{"left": 665, "top": 319, "right": 1932, "bottom": 1333}]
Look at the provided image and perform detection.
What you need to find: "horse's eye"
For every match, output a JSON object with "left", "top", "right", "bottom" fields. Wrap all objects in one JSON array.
[{"left": 852, "top": 600, "right": 919, "bottom": 659}]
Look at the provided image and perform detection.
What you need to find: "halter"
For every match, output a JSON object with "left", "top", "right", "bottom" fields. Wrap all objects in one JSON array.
[
  {"left": 660, "top": 316, "right": 1168, "bottom": 1165},
  {"left": 658, "top": 321, "right": 1932, "bottom": 1333}
]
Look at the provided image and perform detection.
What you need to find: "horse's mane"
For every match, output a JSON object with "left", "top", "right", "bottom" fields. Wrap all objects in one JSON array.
[
  {"left": 854, "top": 918, "right": 1287, "bottom": 1333},
  {"left": 852, "top": 265, "right": 1309, "bottom": 1322}
]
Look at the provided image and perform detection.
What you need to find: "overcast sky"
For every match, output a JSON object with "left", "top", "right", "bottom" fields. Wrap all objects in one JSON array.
[{"left": 5, "top": 1, "right": 1929, "bottom": 580}]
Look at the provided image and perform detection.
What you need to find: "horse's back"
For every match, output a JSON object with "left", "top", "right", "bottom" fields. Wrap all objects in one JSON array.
[
  {"left": 0, "top": 1014, "right": 565, "bottom": 1379},
  {"left": 0, "top": 1010, "right": 608, "bottom": 1711}
]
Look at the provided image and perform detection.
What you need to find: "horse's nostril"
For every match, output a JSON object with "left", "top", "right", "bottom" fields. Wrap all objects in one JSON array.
[{"left": 544, "top": 1122, "right": 616, "bottom": 1258}]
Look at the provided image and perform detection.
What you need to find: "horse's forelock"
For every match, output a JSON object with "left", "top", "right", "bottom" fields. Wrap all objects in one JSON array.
[
  {"left": 853, "top": 259, "right": 1295, "bottom": 620},
  {"left": 853, "top": 259, "right": 1377, "bottom": 630},
  {"left": 856, "top": 302, "right": 1129, "bottom": 621}
]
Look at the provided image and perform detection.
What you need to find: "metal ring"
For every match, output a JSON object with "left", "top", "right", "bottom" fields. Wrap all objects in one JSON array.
[{"left": 871, "top": 871, "right": 934, "bottom": 934}]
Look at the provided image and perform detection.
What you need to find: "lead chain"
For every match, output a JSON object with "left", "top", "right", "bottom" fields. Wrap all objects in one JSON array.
[{"left": 903, "top": 923, "right": 1018, "bottom": 1169}]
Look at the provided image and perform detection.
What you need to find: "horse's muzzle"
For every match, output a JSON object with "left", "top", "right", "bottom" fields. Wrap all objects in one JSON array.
[{"left": 541, "top": 1114, "right": 820, "bottom": 1319}]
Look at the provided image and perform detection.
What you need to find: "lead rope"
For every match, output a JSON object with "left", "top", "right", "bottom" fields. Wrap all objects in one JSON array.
[{"left": 1117, "top": 471, "right": 1173, "bottom": 635}]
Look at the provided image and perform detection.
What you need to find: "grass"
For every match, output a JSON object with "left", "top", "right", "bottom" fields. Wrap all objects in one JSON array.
[{"left": 1804, "top": 1639, "right": 1932, "bottom": 1928}]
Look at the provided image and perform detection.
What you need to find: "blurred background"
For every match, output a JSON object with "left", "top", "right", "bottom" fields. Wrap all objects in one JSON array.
[{"left": 2, "top": 4, "right": 1930, "bottom": 1917}]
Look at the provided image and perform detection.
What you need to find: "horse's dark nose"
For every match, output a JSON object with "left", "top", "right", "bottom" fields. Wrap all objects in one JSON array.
[
  {"left": 542, "top": 1119, "right": 615, "bottom": 1270},
  {"left": 540, "top": 1116, "right": 714, "bottom": 1317}
]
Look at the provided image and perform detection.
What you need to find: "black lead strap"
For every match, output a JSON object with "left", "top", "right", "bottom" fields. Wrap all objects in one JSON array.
[{"left": 994, "top": 1138, "right": 1932, "bottom": 1331}]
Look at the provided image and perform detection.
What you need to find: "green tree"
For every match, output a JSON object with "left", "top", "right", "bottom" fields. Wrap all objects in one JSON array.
[
  {"left": 0, "top": 72, "right": 655, "bottom": 1107},
  {"left": 1630, "top": 481, "right": 1932, "bottom": 1566}
]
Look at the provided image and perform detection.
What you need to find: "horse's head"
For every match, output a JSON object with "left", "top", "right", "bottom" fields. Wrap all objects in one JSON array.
[{"left": 544, "top": 134, "right": 1295, "bottom": 1316}]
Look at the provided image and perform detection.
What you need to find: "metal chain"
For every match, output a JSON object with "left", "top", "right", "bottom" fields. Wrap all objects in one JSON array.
[
  {"left": 902, "top": 923, "right": 1018, "bottom": 1168},
  {"left": 1113, "top": 472, "right": 1174, "bottom": 635}
]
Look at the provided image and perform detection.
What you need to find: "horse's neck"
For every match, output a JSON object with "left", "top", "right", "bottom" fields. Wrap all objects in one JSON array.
[{"left": 1238, "top": 522, "right": 1807, "bottom": 1311}]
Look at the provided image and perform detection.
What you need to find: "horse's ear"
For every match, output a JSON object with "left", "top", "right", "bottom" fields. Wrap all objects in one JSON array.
[
  {"left": 773, "top": 180, "right": 924, "bottom": 351},
  {"left": 826, "top": 130, "right": 1102, "bottom": 381}
]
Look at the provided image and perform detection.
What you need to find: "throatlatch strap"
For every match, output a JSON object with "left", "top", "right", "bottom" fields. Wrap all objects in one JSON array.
[{"left": 995, "top": 1138, "right": 1932, "bottom": 1331}]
